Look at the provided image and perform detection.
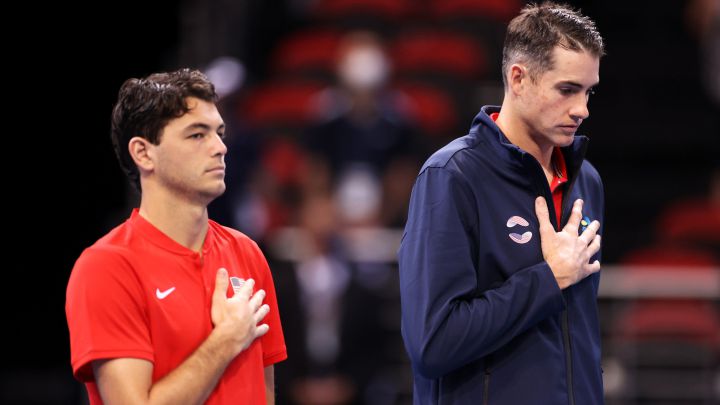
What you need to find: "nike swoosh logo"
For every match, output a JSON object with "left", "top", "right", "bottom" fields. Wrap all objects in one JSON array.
[{"left": 156, "top": 287, "right": 176, "bottom": 299}]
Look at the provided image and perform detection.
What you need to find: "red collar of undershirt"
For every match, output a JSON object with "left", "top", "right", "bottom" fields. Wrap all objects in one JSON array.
[
  {"left": 550, "top": 147, "right": 568, "bottom": 192},
  {"left": 489, "top": 112, "right": 568, "bottom": 190}
]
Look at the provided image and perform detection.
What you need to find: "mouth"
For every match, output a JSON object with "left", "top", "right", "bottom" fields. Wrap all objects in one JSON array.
[
  {"left": 206, "top": 166, "right": 226, "bottom": 174},
  {"left": 558, "top": 125, "right": 579, "bottom": 134}
]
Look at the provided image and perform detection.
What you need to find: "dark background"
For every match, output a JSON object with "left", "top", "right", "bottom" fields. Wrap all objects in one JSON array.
[{"left": 4, "top": 0, "right": 717, "bottom": 403}]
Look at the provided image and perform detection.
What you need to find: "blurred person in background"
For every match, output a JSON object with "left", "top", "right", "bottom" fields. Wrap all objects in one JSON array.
[
  {"left": 66, "top": 69, "right": 286, "bottom": 404},
  {"left": 398, "top": 3, "right": 606, "bottom": 404},
  {"left": 272, "top": 194, "right": 392, "bottom": 405},
  {"left": 305, "top": 31, "right": 422, "bottom": 197},
  {"left": 686, "top": 0, "right": 720, "bottom": 106}
]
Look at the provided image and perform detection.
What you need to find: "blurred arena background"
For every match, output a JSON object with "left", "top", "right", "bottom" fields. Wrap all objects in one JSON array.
[{"left": 4, "top": 0, "right": 718, "bottom": 404}]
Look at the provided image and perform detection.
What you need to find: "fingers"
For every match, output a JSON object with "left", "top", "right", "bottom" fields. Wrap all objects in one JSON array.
[
  {"left": 534, "top": 197, "right": 553, "bottom": 236},
  {"left": 248, "top": 288, "right": 266, "bottom": 311},
  {"left": 563, "top": 199, "right": 583, "bottom": 234},
  {"left": 581, "top": 229, "right": 601, "bottom": 265},
  {"left": 584, "top": 259, "right": 601, "bottom": 275},
  {"left": 578, "top": 220, "right": 601, "bottom": 245},
  {"left": 212, "top": 268, "right": 230, "bottom": 304},
  {"left": 254, "top": 303, "right": 270, "bottom": 324},
  {"left": 235, "top": 278, "right": 255, "bottom": 300},
  {"left": 255, "top": 324, "right": 270, "bottom": 338},
  {"left": 586, "top": 233, "right": 602, "bottom": 257},
  {"left": 580, "top": 227, "right": 601, "bottom": 252}
]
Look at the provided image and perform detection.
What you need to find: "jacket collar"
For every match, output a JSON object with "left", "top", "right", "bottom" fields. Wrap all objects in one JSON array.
[{"left": 469, "top": 105, "right": 589, "bottom": 177}]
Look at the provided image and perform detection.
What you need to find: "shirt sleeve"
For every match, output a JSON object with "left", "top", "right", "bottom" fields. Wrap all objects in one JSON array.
[
  {"left": 65, "top": 247, "right": 153, "bottom": 381},
  {"left": 250, "top": 241, "right": 288, "bottom": 367},
  {"left": 398, "top": 167, "right": 565, "bottom": 379}
]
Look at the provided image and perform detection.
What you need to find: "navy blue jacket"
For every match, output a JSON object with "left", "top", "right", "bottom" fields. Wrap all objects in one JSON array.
[{"left": 398, "top": 106, "right": 604, "bottom": 405}]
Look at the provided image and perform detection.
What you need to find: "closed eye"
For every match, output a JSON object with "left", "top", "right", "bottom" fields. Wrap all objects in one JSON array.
[{"left": 556, "top": 80, "right": 598, "bottom": 97}]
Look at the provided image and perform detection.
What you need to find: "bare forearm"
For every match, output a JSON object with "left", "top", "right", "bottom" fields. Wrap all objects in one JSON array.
[
  {"left": 95, "top": 272, "right": 268, "bottom": 405},
  {"left": 95, "top": 330, "right": 237, "bottom": 405},
  {"left": 265, "top": 366, "right": 275, "bottom": 405},
  {"left": 146, "top": 331, "right": 235, "bottom": 405}
]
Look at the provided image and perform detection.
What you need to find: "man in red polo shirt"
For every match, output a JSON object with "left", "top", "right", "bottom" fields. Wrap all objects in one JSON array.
[{"left": 66, "top": 68, "right": 286, "bottom": 404}]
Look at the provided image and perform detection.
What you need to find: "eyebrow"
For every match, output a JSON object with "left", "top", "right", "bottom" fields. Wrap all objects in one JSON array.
[
  {"left": 182, "top": 122, "right": 226, "bottom": 132},
  {"left": 557, "top": 80, "right": 599, "bottom": 89}
]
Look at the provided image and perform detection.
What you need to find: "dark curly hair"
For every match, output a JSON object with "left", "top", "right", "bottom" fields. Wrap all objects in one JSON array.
[
  {"left": 110, "top": 68, "right": 217, "bottom": 190},
  {"left": 501, "top": 2, "right": 605, "bottom": 89}
]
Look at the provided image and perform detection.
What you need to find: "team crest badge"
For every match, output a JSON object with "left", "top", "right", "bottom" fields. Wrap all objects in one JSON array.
[{"left": 506, "top": 215, "right": 532, "bottom": 244}]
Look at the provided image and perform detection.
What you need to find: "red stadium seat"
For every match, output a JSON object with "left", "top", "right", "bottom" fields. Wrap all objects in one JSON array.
[
  {"left": 261, "top": 138, "right": 309, "bottom": 187},
  {"left": 621, "top": 245, "right": 718, "bottom": 268},
  {"left": 616, "top": 300, "right": 720, "bottom": 347},
  {"left": 616, "top": 244, "right": 719, "bottom": 344},
  {"left": 271, "top": 29, "right": 343, "bottom": 76},
  {"left": 428, "top": 0, "right": 522, "bottom": 22},
  {"left": 312, "top": 0, "right": 417, "bottom": 20},
  {"left": 610, "top": 244, "right": 720, "bottom": 401},
  {"left": 393, "top": 82, "right": 458, "bottom": 137},
  {"left": 656, "top": 198, "right": 720, "bottom": 245},
  {"left": 391, "top": 31, "right": 488, "bottom": 79},
  {"left": 241, "top": 81, "right": 325, "bottom": 128}
]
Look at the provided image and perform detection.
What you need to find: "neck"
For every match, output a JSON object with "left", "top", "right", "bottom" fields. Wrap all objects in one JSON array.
[
  {"left": 495, "top": 104, "right": 553, "bottom": 172},
  {"left": 138, "top": 186, "right": 209, "bottom": 252}
]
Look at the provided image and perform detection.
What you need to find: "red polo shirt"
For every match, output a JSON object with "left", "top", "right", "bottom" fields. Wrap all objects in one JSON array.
[{"left": 66, "top": 210, "right": 287, "bottom": 404}]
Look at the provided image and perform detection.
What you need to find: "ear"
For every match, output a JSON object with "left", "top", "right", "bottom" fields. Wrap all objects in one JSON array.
[
  {"left": 128, "top": 137, "right": 155, "bottom": 173},
  {"left": 508, "top": 63, "right": 528, "bottom": 95}
]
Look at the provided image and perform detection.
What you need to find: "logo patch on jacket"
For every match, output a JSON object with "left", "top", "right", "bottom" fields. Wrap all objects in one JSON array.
[
  {"left": 580, "top": 216, "right": 592, "bottom": 233},
  {"left": 506, "top": 215, "right": 532, "bottom": 244}
]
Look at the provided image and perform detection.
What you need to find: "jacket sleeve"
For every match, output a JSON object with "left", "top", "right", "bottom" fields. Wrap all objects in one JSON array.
[{"left": 398, "top": 167, "right": 565, "bottom": 379}]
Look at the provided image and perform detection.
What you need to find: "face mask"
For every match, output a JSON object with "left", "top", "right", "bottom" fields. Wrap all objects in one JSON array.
[{"left": 338, "top": 47, "right": 389, "bottom": 90}]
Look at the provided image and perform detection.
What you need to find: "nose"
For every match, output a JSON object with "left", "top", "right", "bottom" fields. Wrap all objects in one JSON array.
[
  {"left": 211, "top": 133, "right": 228, "bottom": 157},
  {"left": 569, "top": 96, "right": 590, "bottom": 122}
]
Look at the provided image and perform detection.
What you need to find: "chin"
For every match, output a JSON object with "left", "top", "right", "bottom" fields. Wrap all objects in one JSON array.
[
  {"left": 211, "top": 184, "right": 227, "bottom": 198},
  {"left": 554, "top": 135, "right": 575, "bottom": 147},
  {"left": 200, "top": 183, "right": 226, "bottom": 202}
]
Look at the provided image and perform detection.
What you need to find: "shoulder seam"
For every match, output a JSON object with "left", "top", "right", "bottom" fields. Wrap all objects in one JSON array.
[{"left": 419, "top": 136, "right": 485, "bottom": 177}]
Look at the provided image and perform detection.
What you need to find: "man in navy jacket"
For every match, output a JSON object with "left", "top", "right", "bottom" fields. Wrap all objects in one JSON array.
[{"left": 398, "top": 3, "right": 606, "bottom": 404}]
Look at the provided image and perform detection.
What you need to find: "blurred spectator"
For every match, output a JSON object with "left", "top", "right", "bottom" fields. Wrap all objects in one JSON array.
[
  {"left": 305, "top": 31, "right": 423, "bottom": 186},
  {"left": 219, "top": 133, "right": 310, "bottom": 241},
  {"left": 335, "top": 166, "right": 383, "bottom": 227},
  {"left": 272, "top": 195, "right": 394, "bottom": 405},
  {"left": 654, "top": 167, "right": 720, "bottom": 253},
  {"left": 686, "top": 0, "right": 720, "bottom": 105},
  {"left": 380, "top": 157, "right": 420, "bottom": 227},
  {"left": 204, "top": 56, "right": 268, "bottom": 234}
]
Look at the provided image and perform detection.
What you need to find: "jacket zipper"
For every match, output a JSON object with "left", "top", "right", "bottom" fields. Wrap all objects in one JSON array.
[
  {"left": 562, "top": 297, "right": 575, "bottom": 405},
  {"left": 538, "top": 183, "right": 577, "bottom": 405},
  {"left": 556, "top": 190, "right": 576, "bottom": 405},
  {"left": 557, "top": 147, "right": 582, "bottom": 405},
  {"left": 530, "top": 147, "right": 583, "bottom": 405}
]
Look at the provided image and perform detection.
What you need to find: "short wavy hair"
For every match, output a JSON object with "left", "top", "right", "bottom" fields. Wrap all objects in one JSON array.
[
  {"left": 501, "top": 2, "right": 605, "bottom": 89},
  {"left": 110, "top": 68, "right": 217, "bottom": 190}
]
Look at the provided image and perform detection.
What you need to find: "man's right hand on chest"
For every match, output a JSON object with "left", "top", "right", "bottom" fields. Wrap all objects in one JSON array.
[
  {"left": 211, "top": 268, "right": 270, "bottom": 356},
  {"left": 535, "top": 197, "right": 602, "bottom": 290}
]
